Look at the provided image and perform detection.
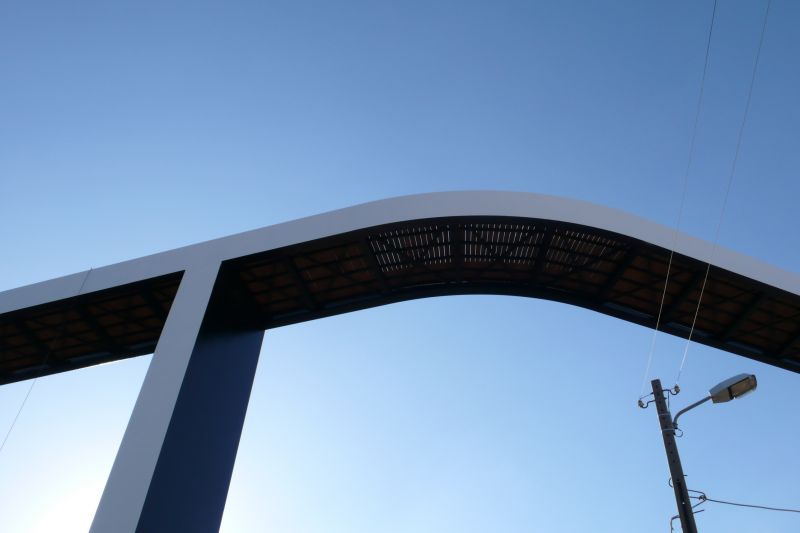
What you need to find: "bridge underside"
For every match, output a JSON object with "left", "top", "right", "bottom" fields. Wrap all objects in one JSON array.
[{"left": 3, "top": 215, "right": 800, "bottom": 384}]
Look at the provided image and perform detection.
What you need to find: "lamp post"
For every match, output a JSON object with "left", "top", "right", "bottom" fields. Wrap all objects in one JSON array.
[{"left": 649, "top": 374, "right": 757, "bottom": 533}]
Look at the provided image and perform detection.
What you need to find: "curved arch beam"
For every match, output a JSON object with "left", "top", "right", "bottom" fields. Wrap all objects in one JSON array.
[
  {"left": 3, "top": 191, "right": 800, "bottom": 533},
  {"left": 1, "top": 191, "right": 799, "bottom": 383}
]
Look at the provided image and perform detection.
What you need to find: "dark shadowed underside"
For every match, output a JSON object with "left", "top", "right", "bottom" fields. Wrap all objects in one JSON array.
[{"left": 2, "top": 215, "right": 800, "bottom": 385}]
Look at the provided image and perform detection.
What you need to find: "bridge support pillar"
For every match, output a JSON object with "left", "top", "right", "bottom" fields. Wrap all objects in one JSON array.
[{"left": 90, "top": 263, "right": 264, "bottom": 533}]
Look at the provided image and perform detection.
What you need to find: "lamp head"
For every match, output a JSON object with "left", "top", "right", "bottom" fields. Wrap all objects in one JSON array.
[{"left": 709, "top": 373, "right": 757, "bottom": 404}]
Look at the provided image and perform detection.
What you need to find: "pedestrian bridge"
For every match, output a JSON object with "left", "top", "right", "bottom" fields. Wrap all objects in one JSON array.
[
  {"left": 1, "top": 191, "right": 798, "bottom": 532},
  {"left": 2, "top": 191, "right": 798, "bottom": 382}
]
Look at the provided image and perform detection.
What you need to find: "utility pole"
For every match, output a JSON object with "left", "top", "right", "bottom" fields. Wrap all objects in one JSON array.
[{"left": 651, "top": 379, "right": 698, "bottom": 533}]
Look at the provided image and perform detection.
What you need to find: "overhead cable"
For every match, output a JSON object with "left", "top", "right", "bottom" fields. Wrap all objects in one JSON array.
[
  {"left": 675, "top": 0, "right": 772, "bottom": 386},
  {"left": 690, "top": 489, "right": 800, "bottom": 515},
  {"left": 0, "top": 267, "right": 94, "bottom": 455},
  {"left": 638, "top": 0, "right": 718, "bottom": 400}
]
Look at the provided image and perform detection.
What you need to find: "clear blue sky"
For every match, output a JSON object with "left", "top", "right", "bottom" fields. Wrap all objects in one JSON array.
[{"left": 1, "top": 1, "right": 799, "bottom": 531}]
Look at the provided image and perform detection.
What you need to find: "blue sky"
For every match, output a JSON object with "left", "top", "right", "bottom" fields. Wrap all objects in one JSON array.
[{"left": 0, "top": 1, "right": 798, "bottom": 531}]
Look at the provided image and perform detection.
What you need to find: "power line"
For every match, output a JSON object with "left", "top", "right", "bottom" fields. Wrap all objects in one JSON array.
[
  {"left": 639, "top": 0, "right": 718, "bottom": 399},
  {"left": 701, "top": 496, "right": 800, "bottom": 514},
  {"left": 690, "top": 489, "right": 800, "bottom": 515},
  {"left": 675, "top": 0, "right": 772, "bottom": 386},
  {"left": 0, "top": 268, "right": 94, "bottom": 455}
]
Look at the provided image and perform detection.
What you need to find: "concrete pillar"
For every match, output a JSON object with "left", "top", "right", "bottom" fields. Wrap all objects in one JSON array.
[{"left": 91, "top": 263, "right": 264, "bottom": 532}]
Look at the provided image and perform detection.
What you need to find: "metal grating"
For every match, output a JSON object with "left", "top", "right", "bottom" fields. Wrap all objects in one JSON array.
[{"left": 2, "top": 216, "right": 799, "bottom": 385}]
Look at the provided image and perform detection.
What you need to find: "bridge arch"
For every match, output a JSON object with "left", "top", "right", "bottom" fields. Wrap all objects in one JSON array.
[
  {"left": 3, "top": 191, "right": 798, "bottom": 383},
  {"left": 1, "top": 191, "right": 798, "bottom": 531}
]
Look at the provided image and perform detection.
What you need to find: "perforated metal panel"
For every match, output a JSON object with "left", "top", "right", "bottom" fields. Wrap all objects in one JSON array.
[{"left": 2, "top": 216, "right": 799, "bottom": 385}]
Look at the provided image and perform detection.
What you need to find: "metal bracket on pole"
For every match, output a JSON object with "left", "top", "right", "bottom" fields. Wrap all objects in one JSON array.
[{"left": 651, "top": 379, "right": 699, "bottom": 533}]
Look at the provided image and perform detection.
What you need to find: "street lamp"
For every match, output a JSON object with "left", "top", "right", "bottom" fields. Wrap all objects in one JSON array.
[
  {"left": 648, "top": 374, "right": 757, "bottom": 533},
  {"left": 673, "top": 374, "right": 758, "bottom": 430}
]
